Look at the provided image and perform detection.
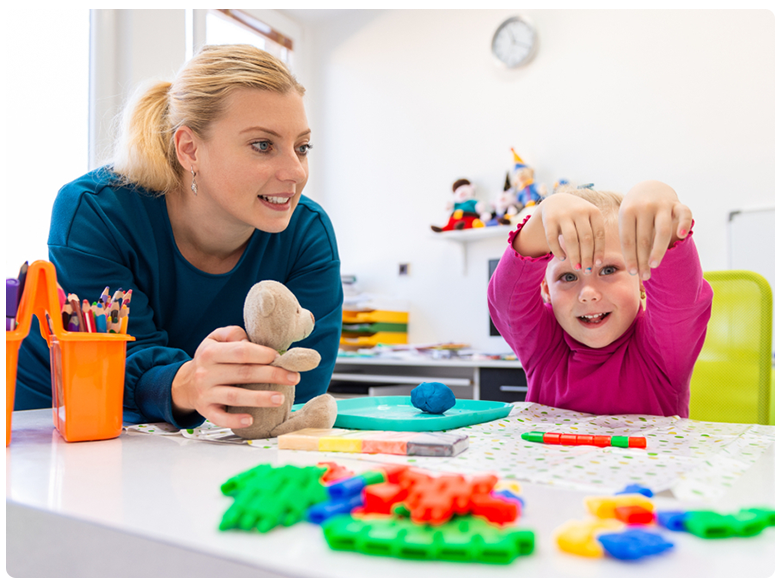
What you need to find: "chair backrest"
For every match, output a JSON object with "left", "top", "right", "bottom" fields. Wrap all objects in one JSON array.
[{"left": 689, "top": 270, "right": 773, "bottom": 424}]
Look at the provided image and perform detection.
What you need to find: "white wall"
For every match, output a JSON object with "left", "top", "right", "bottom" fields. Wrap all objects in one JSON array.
[
  {"left": 292, "top": 9, "right": 774, "bottom": 353},
  {"left": 12, "top": 9, "right": 772, "bottom": 355}
]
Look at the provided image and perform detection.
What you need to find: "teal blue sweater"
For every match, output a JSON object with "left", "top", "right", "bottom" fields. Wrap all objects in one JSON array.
[{"left": 15, "top": 168, "right": 343, "bottom": 429}]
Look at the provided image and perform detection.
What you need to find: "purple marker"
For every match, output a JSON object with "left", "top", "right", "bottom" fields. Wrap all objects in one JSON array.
[{"left": 7, "top": 278, "right": 19, "bottom": 331}]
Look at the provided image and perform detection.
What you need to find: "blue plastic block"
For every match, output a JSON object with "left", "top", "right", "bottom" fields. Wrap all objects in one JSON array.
[
  {"left": 616, "top": 483, "right": 654, "bottom": 498},
  {"left": 656, "top": 511, "right": 689, "bottom": 532},
  {"left": 411, "top": 382, "right": 457, "bottom": 414},
  {"left": 307, "top": 494, "right": 364, "bottom": 525},
  {"left": 493, "top": 489, "right": 525, "bottom": 510},
  {"left": 328, "top": 476, "right": 368, "bottom": 500},
  {"left": 597, "top": 529, "right": 674, "bottom": 560}
]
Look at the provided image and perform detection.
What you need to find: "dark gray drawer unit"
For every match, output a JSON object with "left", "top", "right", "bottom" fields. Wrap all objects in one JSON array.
[{"left": 480, "top": 367, "right": 528, "bottom": 402}]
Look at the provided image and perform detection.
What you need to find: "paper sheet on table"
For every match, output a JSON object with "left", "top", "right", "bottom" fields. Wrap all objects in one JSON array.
[{"left": 124, "top": 402, "right": 774, "bottom": 501}]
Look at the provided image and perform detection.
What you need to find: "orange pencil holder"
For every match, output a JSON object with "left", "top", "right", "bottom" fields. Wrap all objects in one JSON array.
[{"left": 6, "top": 261, "right": 134, "bottom": 445}]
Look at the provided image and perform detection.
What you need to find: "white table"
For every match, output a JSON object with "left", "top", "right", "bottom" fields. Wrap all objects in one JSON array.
[{"left": 5, "top": 409, "right": 775, "bottom": 578}]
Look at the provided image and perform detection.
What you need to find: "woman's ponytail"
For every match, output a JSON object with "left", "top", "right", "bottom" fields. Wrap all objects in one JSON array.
[{"left": 111, "top": 80, "right": 181, "bottom": 194}]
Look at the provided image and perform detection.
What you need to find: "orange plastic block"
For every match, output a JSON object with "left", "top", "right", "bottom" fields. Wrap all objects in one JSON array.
[
  {"left": 576, "top": 434, "right": 595, "bottom": 446},
  {"left": 585, "top": 495, "right": 654, "bottom": 519},
  {"left": 628, "top": 437, "right": 647, "bottom": 448},
  {"left": 615, "top": 505, "right": 655, "bottom": 525},
  {"left": 555, "top": 518, "right": 624, "bottom": 557},
  {"left": 560, "top": 434, "right": 578, "bottom": 446},
  {"left": 593, "top": 435, "right": 612, "bottom": 447},
  {"left": 318, "top": 461, "right": 354, "bottom": 484},
  {"left": 376, "top": 464, "right": 409, "bottom": 484},
  {"left": 363, "top": 482, "right": 409, "bottom": 514},
  {"left": 470, "top": 493, "right": 519, "bottom": 525},
  {"left": 543, "top": 433, "right": 562, "bottom": 444}
]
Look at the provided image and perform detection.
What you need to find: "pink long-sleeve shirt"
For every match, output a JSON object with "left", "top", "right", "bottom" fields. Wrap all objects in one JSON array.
[{"left": 488, "top": 220, "right": 713, "bottom": 417}]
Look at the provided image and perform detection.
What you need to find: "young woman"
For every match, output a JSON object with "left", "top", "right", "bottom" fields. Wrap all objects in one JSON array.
[{"left": 16, "top": 45, "right": 343, "bottom": 431}]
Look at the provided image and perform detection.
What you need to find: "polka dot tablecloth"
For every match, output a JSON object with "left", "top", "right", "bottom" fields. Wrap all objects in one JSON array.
[{"left": 125, "top": 402, "right": 773, "bottom": 502}]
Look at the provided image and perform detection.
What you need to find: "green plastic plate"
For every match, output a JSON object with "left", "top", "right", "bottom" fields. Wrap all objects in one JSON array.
[{"left": 326, "top": 396, "right": 513, "bottom": 432}]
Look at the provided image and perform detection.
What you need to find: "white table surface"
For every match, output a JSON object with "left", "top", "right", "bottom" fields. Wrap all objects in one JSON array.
[{"left": 5, "top": 408, "right": 776, "bottom": 578}]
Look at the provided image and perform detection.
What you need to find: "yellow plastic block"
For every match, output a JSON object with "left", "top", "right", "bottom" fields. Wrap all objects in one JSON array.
[
  {"left": 319, "top": 430, "right": 376, "bottom": 453},
  {"left": 277, "top": 428, "right": 351, "bottom": 451},
  {"left": 494, "top": 480, "right": 523, "bottom": 495},
  {"left": 584, "top": 495, "right": 654, "bottom": 519},
  {"left": 554, "top": 518, "right": 624, "bottom": 557},
  {"left": 342, "top": 309, "right": 409, "bottom": 324},
  {"left": 340, "top": 331, "right": 409, "bottom": 346}
]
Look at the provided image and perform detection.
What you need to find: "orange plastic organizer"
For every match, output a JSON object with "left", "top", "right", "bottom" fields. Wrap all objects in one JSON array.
[{"left": 5, "top": 261, "right": 134, "bottom": 445}]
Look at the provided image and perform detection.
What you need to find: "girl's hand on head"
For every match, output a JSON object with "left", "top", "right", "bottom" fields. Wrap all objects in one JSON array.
[
  {"left": 171, "top": 325, "right": 301, "bottom": 429},
  {"left": 619, "top": 181, "right": 693, "bottom": 280},
  {"left": 539, "top": 193, "right": 607, "bottom": 274}
]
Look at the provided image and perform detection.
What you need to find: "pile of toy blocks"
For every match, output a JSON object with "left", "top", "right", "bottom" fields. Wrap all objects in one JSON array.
[
  {"left": 555, "top": 483, "right": 775, "bottom": 561},
  {"left": 218, "top": 461, "right": 534, "bottom": 564}
]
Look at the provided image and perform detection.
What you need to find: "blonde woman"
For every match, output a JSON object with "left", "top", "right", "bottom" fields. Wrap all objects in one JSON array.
[{"left": 16, "top": 45, "right": 343, "bottom": 431}]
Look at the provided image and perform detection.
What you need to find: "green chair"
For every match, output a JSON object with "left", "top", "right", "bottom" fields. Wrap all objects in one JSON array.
[{"left": 689, "top": 271, "right": 774, "bottom": 425}]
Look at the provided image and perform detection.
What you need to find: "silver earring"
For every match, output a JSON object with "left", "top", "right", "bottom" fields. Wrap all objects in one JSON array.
[{"left": 190, "top": 166, "right": 198, "bottom": 195}]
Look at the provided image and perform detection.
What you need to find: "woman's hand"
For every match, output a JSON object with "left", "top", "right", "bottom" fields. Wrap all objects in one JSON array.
[
  {"left": 619, "top": 180, "right": 692, "bottom": 280},
  {"left": 171, "top": 325, "right": 301, "bottom": 429},
  {"left": 514, "top": 192, "right": 607, "bottom": 273}
]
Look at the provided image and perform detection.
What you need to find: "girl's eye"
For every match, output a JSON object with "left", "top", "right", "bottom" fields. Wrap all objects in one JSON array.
[
  {"left": 297, "top": 143, "right": 313, "bottom": 156},
  {"left": 252, "top": 140, "right": 272, "bottom": 153},
  {"left": 560, "top": 273, "right": 577, "bottom": 282},
  {"left": 601, "top": 266, "right": 617, "bottom": 276}
]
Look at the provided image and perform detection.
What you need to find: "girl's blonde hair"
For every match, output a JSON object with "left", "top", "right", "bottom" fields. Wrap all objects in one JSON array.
[
  {"left": 555, "top": 184, "right": 623, "bottom": 222},
  {"left": 111, "top": 44, "right": 305, "bottom": 195}
]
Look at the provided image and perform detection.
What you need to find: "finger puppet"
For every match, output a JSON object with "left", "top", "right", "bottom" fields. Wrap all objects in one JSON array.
[
  {"left": 228, "top": 281, "right": 337, "bottom": 439},
  {"left": 509, "top": 148, "right": 547, "bottom": 210},
  {"left": 431, "top": 179, "right": 486, "bottom": 232},
  {"left": 411, "top": 382, "right": 457, "bottom": 414}
]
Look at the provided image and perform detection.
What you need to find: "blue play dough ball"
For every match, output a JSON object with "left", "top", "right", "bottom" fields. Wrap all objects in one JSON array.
[{"left": 411, "top": 382, "right": 456, "bottom": 414}]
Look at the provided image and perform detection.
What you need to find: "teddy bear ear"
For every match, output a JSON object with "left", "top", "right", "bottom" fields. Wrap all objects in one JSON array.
[{"left": 256, "top": 287, "right": 277, "bottom": 317}]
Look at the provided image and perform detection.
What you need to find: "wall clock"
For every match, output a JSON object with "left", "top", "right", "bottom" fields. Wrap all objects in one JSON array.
[{"left": 491, "top": 15, "right": 538, "bottom": 69}]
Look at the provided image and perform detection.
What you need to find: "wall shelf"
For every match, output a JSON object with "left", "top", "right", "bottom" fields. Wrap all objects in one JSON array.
[{"left": 433, "top": 225, "right": 512, "bottom": 273}]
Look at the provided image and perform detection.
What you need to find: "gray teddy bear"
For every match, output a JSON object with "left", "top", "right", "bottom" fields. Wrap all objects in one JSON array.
[{"left": 228, "top": 280, "right": 338, "bottom": 440}]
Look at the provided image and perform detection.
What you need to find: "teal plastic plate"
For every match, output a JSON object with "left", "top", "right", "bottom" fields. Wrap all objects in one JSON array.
[{"left": 325, "top": 396, "right": 513, "bottom": 432}]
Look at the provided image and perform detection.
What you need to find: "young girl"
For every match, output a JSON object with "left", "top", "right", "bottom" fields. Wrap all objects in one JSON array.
[{"left": 488, "top": 180, "right": 713, "bottom": 417}]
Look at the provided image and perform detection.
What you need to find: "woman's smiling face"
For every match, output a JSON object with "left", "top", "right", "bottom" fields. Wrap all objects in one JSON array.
[
  {"left": 194, "top": 87, "right": 312, "bottom": 234},
  {"left": 542, "top": 228, "right": 642, "bottom": 348}
]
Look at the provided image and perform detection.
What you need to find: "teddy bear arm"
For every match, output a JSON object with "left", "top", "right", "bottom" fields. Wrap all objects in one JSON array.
[{"left": 271, "top": 348, "right": 321, "bottom": 372}]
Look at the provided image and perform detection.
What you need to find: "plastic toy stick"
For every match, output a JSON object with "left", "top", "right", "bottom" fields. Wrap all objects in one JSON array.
[
  {"left": 521, "top": 431, "right": 647, "bottom": 449},
  {"left": 327, "top": 470, "right": 387, "bottom": 500},
  {"left": 307, "top": 494, "right": 364, "bottom": 524}
]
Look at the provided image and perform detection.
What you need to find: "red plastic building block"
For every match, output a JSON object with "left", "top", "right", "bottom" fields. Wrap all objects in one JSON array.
[
  {"left": 470, "top": 493, "right": 519, "bottom": 525},
  {"left": 543, "top": 433, "right": 561, "bottom": 444},
  {"left": 318, "top": 461, "right": 354, "bottom": 484},
  {"left": 614, "top": 505, "right": 655, "bottom": 525},
  {"left": 576, "top": 434, "right": 595, "bottom": 446},
  {"left": 593, "top": 435, "right": 612, "bottom": 448},
  {"left": 628, "top": 437, "right": 647, "bottom": 448},
  {"left": 560, "top": 434, "right": 578, "bottom": 446},
  {"left": 363, "top": 482, "right": 409, "bottom": 514}
]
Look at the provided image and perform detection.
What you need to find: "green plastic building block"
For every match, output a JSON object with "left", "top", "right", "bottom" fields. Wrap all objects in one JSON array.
[
  {"left": 683, "top": 508, "right": 775, "bottom": 539},
  {"left": 683, "top": 511, "right": 735, "bottom": 538},
  {"left": 610, "top": 436, "right": 630, "bottom": 448},
  {"left": 219, "top": 464, "right": 328, "bottom": 533},
  {"left": 322, "top": 515, "right": 534, "bottom": 564}
]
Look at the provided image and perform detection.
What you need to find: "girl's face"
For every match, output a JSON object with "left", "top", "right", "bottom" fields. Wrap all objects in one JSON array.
[
  {"left": 541, "top": 227, "right": 642, "bottom": 348},
  {"left": 194, "top": 88, "right": 311, "bottom": 234}
]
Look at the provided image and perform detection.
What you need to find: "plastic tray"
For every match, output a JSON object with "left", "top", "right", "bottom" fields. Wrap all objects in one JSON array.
[{"left": 327, "top": 396, "right": 513, "bottom": 432}]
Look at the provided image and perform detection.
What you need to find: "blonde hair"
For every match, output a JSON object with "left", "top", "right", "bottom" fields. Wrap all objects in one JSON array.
[
  {"left": 555, "top": 184, "right": 623, "bottom": 224},
  {"left": 111, "top": 44, "right": 305, "bottom": 195}
]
